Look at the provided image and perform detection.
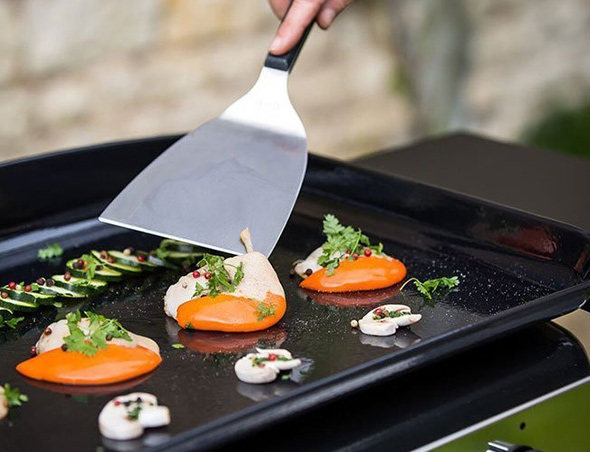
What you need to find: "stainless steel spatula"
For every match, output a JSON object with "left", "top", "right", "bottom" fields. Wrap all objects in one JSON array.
[{"left": 99, "top": 24, "right": 312, "bottom": 256}]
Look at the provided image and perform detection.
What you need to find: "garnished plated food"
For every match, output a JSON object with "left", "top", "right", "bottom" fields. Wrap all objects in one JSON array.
[
  {"left": 234, "top": 348, "right": 302, "bottom": 384},
  {"left": 164, "top": 229, "right": 286, "bottom": 332},
  {"left": 353, "top": 304, "right": 421, "bottom": 337},
  {"left": 99, "top": 392, "right": 170, "bottom": 440},
  {"left": 16, "top": 311, "right": 161, "bottom": 385},
  {"left": 294, "top": 215, "right": 407, "bottom": 292}
]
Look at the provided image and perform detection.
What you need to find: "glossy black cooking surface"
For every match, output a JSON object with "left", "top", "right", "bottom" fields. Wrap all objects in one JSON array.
[{"left": 0, "top": 138, "right": 589, "bottom": 451}]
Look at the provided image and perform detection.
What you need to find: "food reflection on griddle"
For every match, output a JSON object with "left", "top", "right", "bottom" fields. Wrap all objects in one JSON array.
[
  {"left": 177, "top": 327, "right": 287, "bottom": 354},
  {"left": 299, "top": 285, "right": 401, "bottom": 308},
  {"left": 358, "top": 329, "right": 421, "bottom": 349},
  {"left": 22, "top": 372, "right": 154, "bottom": 397}
]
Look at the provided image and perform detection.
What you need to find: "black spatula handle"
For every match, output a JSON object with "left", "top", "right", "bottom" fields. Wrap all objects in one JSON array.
[{"left": 264, "top": 7, "right": 313, "bottom": 73}]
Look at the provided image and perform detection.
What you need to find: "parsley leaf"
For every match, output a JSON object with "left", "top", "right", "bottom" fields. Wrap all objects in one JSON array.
[
  {"left": 400, "top": 276, "right": 460, "bottom": 300},
  {"left": 0, "top": 315, "right": 24, "bottom": 330},
  {"left": 79, "top": 254, "right": 101, "bottom": 279},
  {"left": 256, "top": 302, "right": 276, "bottom": 322},
  {"left": 317, "top": 215, "right": 383, "bottom": 275},
  {"left": 171, "top": 343, "right": 185, "bottom": 349},
  {"left": 63, "top": 310, "right": 132, "bottom": 357},
  {"left": 2, "top": 383, "right": 28, "bottom": 407},
  {"left": 127, "top": 405, "right": 142, "bottom": 421},
  {"left": 195, "top": 254, "right": 244, "bottom": 298},
  {"left": 37, "top": 243, "right": 63, "bottom": 260}
]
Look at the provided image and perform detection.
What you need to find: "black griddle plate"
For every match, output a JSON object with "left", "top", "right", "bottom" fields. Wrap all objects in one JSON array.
[{"left": 0, "top": 138, "right": 589, "bottom": 452}]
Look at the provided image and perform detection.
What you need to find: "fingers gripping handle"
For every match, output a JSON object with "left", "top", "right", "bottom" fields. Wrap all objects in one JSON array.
[{"left": 264, "top": 6, "right": 314, "bottom": 73}]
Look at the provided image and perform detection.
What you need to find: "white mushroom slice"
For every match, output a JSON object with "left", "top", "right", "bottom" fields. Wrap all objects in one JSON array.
[
  {"left": 164, "top": 229, "right": 284, "bottom": 322},
  {"left": 358, "top": 304, "right": 421, "bottom": 337},
  {"left": 234, "top": 348, "right": 302, "bottom": 384},
  {"left": 294, "top": 247, "right": 325, "bottom": 278},
  {"left": 0, "top": 387, "right": 8, "bottom": 421},
  {"left": 35, "top": 319, "right": 160, "bottom": 357},
  {"left": 99, "top": 392, "right": 170, "bottom": 441}
]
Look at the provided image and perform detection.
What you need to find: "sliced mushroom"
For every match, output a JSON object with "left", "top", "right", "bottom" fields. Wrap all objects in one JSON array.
[
  {"left": 234, "top": 348, "right": 302, "bottom": 384},
  {"left": 358, "top": 304, "right": 421, "bottom": 337},
  {"left": 99, "top": 392, "right": 170, "bottom": 441}
]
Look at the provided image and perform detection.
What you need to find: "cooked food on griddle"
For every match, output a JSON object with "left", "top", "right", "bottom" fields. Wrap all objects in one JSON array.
[
  {"left": 234, "top": 348, "right": 301, "bottom": 384},
  {"left": 294, "top": 215, "right": 407, "bottom": 292},
  {"left": 164, "top": 228, "right": 286, "bottom": 332},
  {"left": 16, "top": 311, "right": 161, "bottom": 385},
  {"left": 99, "top": 392, "right": 170, "bottom": 440},
  {"left": 352, "top": 304, "right": 421, "bottom": 337}
]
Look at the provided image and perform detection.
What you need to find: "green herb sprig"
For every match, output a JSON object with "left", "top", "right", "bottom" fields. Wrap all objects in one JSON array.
[
  {"left": 400, "top": 276, "right": 460, "bottom": 300},
  {"left": 317, "top": 215, "right": 383, "bottom": 275},
  {"left": 193, "top": 254, "right": 244, "bottom": 298},
  {"left": 0, "top": 315, "right": 24, "bottom": 330},
  {"left": 171, "top": 343, "right": 185, "bottom": 349},
  {"left": 256, "top": 302, "right": 276, "bottom": 322},
  {"left": 63, "top": 310, "right": 132, "bottom": 357},
  {"left": 2, "top": 383, "right": 28, "bottom": 407},
  {"left": 37, "top": 243, "right": 63, "bottom": 260}
]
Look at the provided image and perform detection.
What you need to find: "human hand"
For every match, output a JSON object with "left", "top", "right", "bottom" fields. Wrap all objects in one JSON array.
[{"left": 268, "top": 0, "right": 356, "bottom": 55}]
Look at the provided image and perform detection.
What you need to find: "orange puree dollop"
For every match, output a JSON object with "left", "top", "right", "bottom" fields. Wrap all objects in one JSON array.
[
  {"left": 16, "top": 344, "right": 161, "bottom": 385},
  {"left": 177, "top": 292, "right": 286, "bottom": 332},
  {"left": 300, "top": 255, "right": 407, "bottom": 292}
]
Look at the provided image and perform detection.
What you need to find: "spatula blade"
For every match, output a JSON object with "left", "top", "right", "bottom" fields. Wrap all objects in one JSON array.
[{"left": 99, "top": 118, "right": 307, "bottom": 256}]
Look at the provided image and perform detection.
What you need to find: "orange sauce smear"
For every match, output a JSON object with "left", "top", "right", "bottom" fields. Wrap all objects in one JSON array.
[
  {"left": 300, "top": 255, "right": 407, "bottom": 292},
  {"left": 16, "top": 344, "right": 161, "bottom": 385},
  {"left": 176, "top": 292, "right": 286, "bottom": 333}
]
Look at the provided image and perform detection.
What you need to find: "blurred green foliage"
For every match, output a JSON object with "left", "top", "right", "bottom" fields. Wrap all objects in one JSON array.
[{"left": 523, "top": 101, "right": 590, "bottom": 158}]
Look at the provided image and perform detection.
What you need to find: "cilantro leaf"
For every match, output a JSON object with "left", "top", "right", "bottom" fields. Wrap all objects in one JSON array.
[
  {"left": 400, "top": 276, "right": 460, "bottom": 300},
  {"left": 0, "top": 315, "right": 24, "bottom": 330},
  {"left": 317, "top": 215, "right": 383, "bottom": 275},
  {"left": 63, "top": 310, "right": 132, "bottom": 357},
  {"left": 195, "top": 254, "right": 244, "bottom": 298},
  {"left": 2, "top": 383, "right": 28, "bottom": 407},
  {"left": 37, "top": 243, "right": 63, "bottom": 260},
  {"left": 256, "top": 302, "right": 276, "bottom": 322},
  {"left": 171, "top": 343, "right": 185, "bottom": 349}
]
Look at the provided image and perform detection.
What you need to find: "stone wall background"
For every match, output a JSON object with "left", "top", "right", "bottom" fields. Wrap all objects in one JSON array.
[{"left": 0, "top": 0, "right": 589, "bottom": 162}]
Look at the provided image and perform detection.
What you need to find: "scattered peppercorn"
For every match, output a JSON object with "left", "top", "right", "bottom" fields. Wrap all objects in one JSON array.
[
  {"left": 24, "top": 285, "right": 32, "bottom": 292},
  {"left": 204, "top": 272, "right": 212, "bottom": 280},
  {"left": 192, "top": 270, "right": 200, "bottom": 279},
  {"left": 30, "top": 346, "right": 36, "bottom": 356},
  {"left": 8, "top": 281, "right": 16, "bottom": 290},
  {"left": 46, "top": 278, "right": 54, "bottom": 287},
  {"left": 96, "top": 265, "right": 103, "bottom": 271},
  {"left": 15, "top": 284, "right": 22, "bottom": 291},
  {"left": 106, "top": 334, "right": 113, "bottom": 341},
  {"left": 364, "top": 248, "right": 372, "bottom": 257},
  {"left": 61, "top": 343, "right": 68, "bottom": 351},
  {"left": 1, "top": 291, "right": 7, "bottom": 299},
  {"left": 305, "top": 268, "right": 313, "bottom": 276},
  {"left": 36, "top": 277, "right": 46, "bottom": 286},
  {"left": 114, "top": 400, "right": 121, "bottom": 407},
  {"left": 123, "top": 247, "right": 134, "bottom": 256},
  {"left": 350, "top": 319, "right": 359, "bottom": 328},
  {"left": 352, "top": 253, "right": 359, "bottom": 259},
  {"left": 136, "top": 254, "right": 146, "bottom": 262},
  {"left": 44, "top": 327, "right": 52, "bottom": 335},
  {"left": 268, "top": 354, "right": 277, "bottom": 361},
  {"left": 64, "top": 272, "right": 71, "bottom": 281}
]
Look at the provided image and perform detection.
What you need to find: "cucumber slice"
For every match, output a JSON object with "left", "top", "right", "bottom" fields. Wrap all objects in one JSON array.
[
  {"left": 0, "top": 296, "right": 38, "bottom": 312},
  {"left": 52, "top": 275, "right": 107, "bottom": 295},
  {"left": 160, "top": 239, "right": 203, "bottom": 253},
  {"left": 138, "top": 251, "right": 179, "bottom": 270},
  {"left": 163, "top": 250, "right": 203, "bottom": 266},
  {"left": 39, "top": 285, "right": 88, "bottom": 299},
  {"left": 108, "top": 250, "right": 158, "bottom": 271},
  {"left": 66, "top": 259, "right": 123, "bottom": 282},
  {"left": 91, "top": 251, "right": 142, "bottom": 275},
  {"left": 1, "top": 287, "right": 57, "bottom": 304}
]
